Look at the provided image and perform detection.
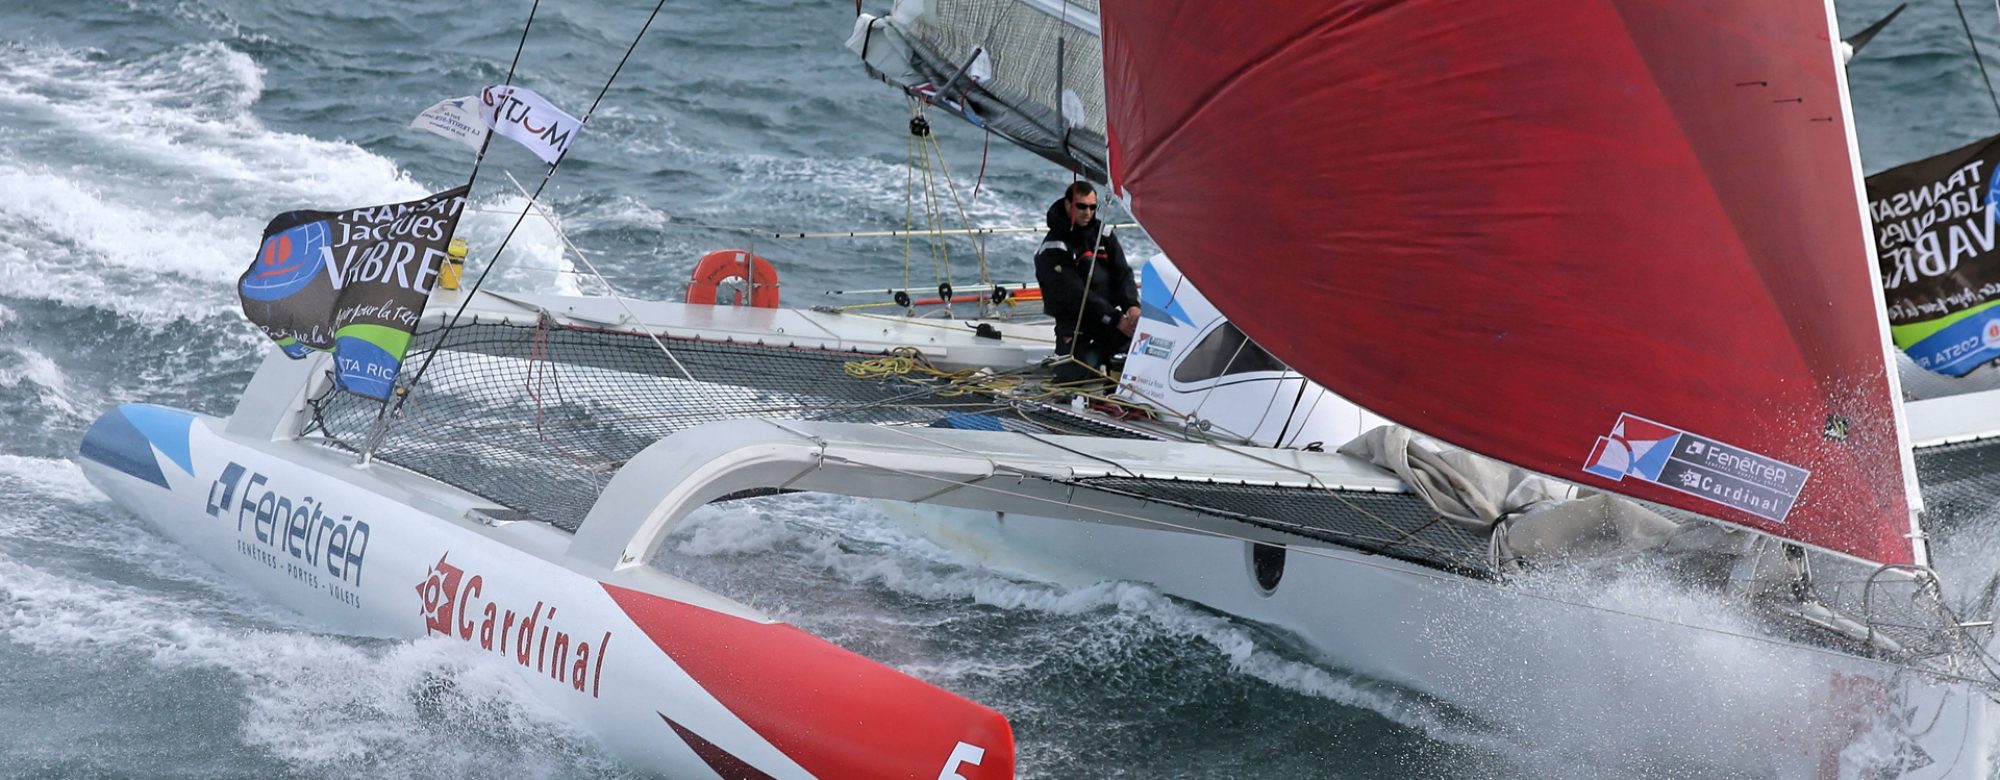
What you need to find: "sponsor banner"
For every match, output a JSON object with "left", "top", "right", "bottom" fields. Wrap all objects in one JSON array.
[
  {"left": 416, "top": 553, "right": 614, "bottom": 698},
  {"left": 410, "top": 95, "right": 488, "bottom": 150},
  {"left": 1867, "top": 133, "right": 2000, "bottom": 375},
  {"left": 478, "top": 85, "right": 581, "bottom": 165},
  {"left": 237, "top": 185, "right": 470, "bottom": 400},
  {"left": 1582, "top": 413, "right": 1809, "bottom": 522}
]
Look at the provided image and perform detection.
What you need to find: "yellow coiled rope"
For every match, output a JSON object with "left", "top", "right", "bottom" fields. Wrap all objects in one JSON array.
[{"left": 842, "top": 349, "right": 1177, "bottom": 420}]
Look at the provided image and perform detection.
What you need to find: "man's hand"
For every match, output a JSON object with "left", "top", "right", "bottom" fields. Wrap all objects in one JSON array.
[{"left": 1118, "top": 307, "right": 1140, "bottom": 336}]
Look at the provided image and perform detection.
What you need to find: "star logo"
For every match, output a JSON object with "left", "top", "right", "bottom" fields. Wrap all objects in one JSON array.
[{"left": 415, "top": 553, "right": 463, "bottom": 636}]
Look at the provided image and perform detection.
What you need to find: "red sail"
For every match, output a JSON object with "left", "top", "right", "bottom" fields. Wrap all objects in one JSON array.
[{"left": 1101, "top": 1, "right": 1917, "bottom": 564}]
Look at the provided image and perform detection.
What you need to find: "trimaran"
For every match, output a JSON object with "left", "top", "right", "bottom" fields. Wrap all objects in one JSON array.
[{"left": 73, "top": 0, "right": 2000, "bottom": 777}]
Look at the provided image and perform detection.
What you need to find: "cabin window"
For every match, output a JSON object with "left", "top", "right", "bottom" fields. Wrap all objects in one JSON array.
[{"left": 1172, "top": 322, "right": 1287, "bottom": 384}]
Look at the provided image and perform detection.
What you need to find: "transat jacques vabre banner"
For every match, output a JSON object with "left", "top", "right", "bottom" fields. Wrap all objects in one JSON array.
[
  {"left": 237, "top": 185, "right": 470, "bottom": 400},
  {"left": 1868, "top": 134, "right": 2000, "bottom": 376}
]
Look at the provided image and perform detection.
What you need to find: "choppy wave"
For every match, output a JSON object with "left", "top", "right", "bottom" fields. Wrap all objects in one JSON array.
[
  {"left": 669, "top": 498, "right": 1523, "bottom": 769},
  {"left": 1, "top": 0, "right": 1983, "bottom": 777},
  {"left": 0, "top": 455, "right": 625, "bottom": 779},
  {"left": 0, "top": 40, "right": 421, "bottom": 325}
]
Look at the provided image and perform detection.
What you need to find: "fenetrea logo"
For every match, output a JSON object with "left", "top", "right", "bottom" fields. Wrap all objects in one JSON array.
[{"left": 1583, "top": 413, "right": 1809, "bottom": 522}]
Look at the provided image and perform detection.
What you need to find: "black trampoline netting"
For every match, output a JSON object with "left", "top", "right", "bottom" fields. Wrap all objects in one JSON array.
[{"left": 306, "top": 318, "right": 1139, "bottom": 530}]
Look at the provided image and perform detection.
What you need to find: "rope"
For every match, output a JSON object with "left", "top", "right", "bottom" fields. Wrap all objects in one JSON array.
[
  {"left": 901, "top": 103, "right": 949, "bottom": 301},
  {"left": 902, "top": 120, "right": 917, "bottom": 299},
  {"left": 843, "top": 348, "right": 1031, "bottom": 398},
  {"left": 826, "top": 308, "right": 1059, "bottom": 343},
  {"left": 460, "top": 212, "right": 1138, "bottom": 240},
  {"left": 923, "top": 130, "right": 994, "bottom": 290},
  {"left": 972, "top": 126, "right": 996, "bottom": 203},
  {"left": 917, "top": 116, "right": 953, "bottom": 299},
  {"left": 896, "top": 99, "right": 1020, "bottom": 316},
  {"left": 841, "top": 345, "right": 1183, "bottom": 426},
  {"left": 642, "top": 221, "right": 1138, "bottom": 240}
]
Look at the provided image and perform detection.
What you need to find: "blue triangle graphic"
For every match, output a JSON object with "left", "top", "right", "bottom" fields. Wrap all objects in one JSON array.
[
  {"left": 120, "top": 404, "right": 197, "bottom": 476},
  {"left": 1139, "top": 262, "right": 1193, "bottom": 326}
]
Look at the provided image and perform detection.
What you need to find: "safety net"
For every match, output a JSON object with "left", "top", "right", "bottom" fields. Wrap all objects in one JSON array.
[{"left": 305, "top": 318, "right": 1139, "bottom": 531}]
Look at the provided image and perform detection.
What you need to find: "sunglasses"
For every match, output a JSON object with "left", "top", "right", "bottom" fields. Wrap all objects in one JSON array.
[{"left": 1072, "top": 202, "right": 1098, "bottom": 211}]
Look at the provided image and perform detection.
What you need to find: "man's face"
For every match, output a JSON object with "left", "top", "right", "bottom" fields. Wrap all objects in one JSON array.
[{"left": 1067, "top": 193, "right": 1098, "bottom": 228}]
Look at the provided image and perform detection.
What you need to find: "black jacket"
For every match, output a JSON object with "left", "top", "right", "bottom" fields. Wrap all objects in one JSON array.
[{"left": 1034, "top": 198, "right": 1139, "bottom": 339}]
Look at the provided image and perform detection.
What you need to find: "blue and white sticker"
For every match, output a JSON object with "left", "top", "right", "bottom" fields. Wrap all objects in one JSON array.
[{"left": 1583, "top": 413, "right": 1809, "bottom": 522}]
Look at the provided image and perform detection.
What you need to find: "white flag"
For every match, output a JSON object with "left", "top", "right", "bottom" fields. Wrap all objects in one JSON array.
[
  {"left": 410, "top": 96, "right": 488, "bottom": 151},
  {"left": 478, "top": 85, "right": 582, "bottom": 165}
]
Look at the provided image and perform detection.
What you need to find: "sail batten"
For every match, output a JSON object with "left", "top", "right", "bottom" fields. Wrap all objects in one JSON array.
[{"left": 1101, "top": 0, "right": 1920, "bottom": 565}]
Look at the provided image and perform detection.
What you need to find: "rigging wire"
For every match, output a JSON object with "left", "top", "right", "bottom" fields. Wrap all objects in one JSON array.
[
  {"left": 922, "top": 125, "right": 996, "bottom": 292},
  {"left": 456, "top": 212, "right": 1137, "bottom": 240},
  {"left": 461, "top": 0, "right": 542, "bottom": 197},
  {"left": 375, "top": 0, "right": 676, "bottom": 458},
  {"left": 899, "top": 100, "right": 1007, "bottom": 316},
  {"left": 1953, "top": 0, "right": 2000, "bottom": 123},
  {"left": 498, "top": 170, "right": 725, "bottom": 411},
  {"left": 355, "top": 0, "right": 542, "bottom": 462}
]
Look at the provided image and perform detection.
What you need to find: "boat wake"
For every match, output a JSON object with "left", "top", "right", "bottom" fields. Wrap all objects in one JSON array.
[
  {"left": 662, "top": 492, "right": 2000, "bottom": 780},
  {"left": 0, "top": 456, "right": 628, "bottom": 779},
  {"left": 0, "top": 39, "right": 578, "bottom": 329},
  {"left": 661, "top": 496, "right": 1642, "bottom": 775}
]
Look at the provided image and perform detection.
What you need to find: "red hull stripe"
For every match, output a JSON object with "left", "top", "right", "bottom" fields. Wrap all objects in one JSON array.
[{"left": 604, "top": 583, "right": 1016, "bottom": 779}]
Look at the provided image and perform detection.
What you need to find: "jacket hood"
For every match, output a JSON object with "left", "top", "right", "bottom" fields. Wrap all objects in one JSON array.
[{"left": 1045, "top": 197, "right": 1098, "bottom": 235}]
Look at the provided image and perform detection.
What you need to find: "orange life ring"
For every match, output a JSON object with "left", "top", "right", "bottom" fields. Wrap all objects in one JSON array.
[{"left": 686, "top": 250, "right": 780, "bottom": 308}]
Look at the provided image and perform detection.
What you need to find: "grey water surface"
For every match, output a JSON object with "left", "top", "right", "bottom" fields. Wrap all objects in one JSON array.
[{"left": 0, "top": 1, "right": 1989, "bottom": 777}]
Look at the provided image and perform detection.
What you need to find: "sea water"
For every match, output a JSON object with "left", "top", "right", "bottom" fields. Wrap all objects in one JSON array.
[{"left": 0, "top": 0, "right": 1991, "bottom": 777}]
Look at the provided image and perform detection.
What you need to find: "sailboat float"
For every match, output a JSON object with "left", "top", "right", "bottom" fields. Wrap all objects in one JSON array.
[{"left": 73, "top": 0, "right": 2000, "bottom": 776}]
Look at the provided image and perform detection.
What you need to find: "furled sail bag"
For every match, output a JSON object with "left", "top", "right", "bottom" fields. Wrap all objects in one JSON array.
[
  {"left": 236, "top": 185, "right": 470, "bottom": 400},
  {"left": 1867, "top": 134, "right": 2000, "bottom": 376}
]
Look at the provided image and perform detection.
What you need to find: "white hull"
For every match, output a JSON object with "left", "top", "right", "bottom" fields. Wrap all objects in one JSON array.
[
  {"left": 78, "top": 396, "right": 1014, "bottom": 779},
  {"left": 878, "top": 500, "right": 1996, "bottom": 778}
]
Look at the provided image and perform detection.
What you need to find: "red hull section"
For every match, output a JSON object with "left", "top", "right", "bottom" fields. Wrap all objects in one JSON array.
[
  {"left": 1101, "top": 1, "right": 1913, "bottom": 564},
  {"left": 605, "top": 583, "right": 1016, "bottom": 779}
]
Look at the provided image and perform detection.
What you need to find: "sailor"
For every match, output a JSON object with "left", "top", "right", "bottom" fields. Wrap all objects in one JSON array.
[{"left": 1035, "top": 181, "right": 1140, "bottom": 383}]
